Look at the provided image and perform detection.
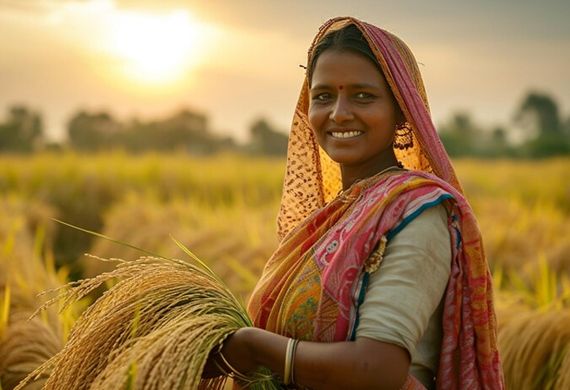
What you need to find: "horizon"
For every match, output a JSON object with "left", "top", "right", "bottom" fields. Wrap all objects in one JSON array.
[{"left": 1, "top": 0, "right": 569, "bottom": 142}]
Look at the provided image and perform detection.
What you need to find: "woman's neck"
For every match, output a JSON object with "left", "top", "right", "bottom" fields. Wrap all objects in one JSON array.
[{"left": 340, "top": 151, "right": 400, "bottom": 190}]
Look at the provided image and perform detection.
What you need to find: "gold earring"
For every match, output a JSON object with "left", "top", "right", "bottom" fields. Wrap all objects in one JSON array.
[{"left": 394, "top": 123, "right": 413, "bottom": 150}]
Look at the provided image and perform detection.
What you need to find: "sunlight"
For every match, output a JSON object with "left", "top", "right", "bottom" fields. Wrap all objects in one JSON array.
[{"left": 106, "top": 10, "right": 205, "bottom": 84}]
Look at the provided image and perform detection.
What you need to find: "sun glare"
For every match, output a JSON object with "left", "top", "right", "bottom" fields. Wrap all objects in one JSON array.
[{"left": 106, "top": 10, "right": 205, "bottom": 84}]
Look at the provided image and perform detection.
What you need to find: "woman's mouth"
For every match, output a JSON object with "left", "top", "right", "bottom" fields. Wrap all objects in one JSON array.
[{"left": 329, "top": 130, "right": 363, "bottom": 139}]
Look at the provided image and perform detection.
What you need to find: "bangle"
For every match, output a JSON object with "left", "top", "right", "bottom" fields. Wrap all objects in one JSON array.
[
  {"left": 217, "top": 350, "right": 251, "bottom": 383},
  {"left": 283, "top": 338, "right": 300, "bottom": 385},
  {"left": 213, "top": 332, "right": 252, "bottom": 383},
  {"left": 283, "top": 338, "right": 294, "bottom": 385},
  {"left": 290, "top": 339, "right": 300, "bottom": 385},
  {"left": 213, "top": 358, "right": 230, "bottom": 376}
]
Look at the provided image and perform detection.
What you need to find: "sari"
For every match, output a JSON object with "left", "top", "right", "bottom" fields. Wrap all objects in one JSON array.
[{"left": 248, "top": 17, "right": 504, "bottom": 389}]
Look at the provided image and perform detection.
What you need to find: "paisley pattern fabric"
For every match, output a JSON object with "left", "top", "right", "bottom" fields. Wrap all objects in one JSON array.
[{"left": 249, "top": 16, "right": 504, "bottom": 390}]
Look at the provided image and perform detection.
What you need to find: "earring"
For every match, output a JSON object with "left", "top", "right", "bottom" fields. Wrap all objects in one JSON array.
[{"left": 393, "top": 123, "right": 413, "bottom": 150}]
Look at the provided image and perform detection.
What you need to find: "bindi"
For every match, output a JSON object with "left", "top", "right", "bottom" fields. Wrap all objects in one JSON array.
[{"left": 339, "top": 85, "right": 344, "bottom": 90}]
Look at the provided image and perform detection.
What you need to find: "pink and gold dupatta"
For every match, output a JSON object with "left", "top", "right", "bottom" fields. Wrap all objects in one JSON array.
[{"left": 248, "top": 17, "right": 504, "bottom": 389}]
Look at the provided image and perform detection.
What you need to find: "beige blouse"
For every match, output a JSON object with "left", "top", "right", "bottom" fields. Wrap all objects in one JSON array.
[{"left": 355, "top": 204, "right": 451, "bottom": 389}]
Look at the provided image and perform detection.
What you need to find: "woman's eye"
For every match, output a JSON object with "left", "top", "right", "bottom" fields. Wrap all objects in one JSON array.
[
  {"left": 312, "top": 93, "right": 332, "bottom": 102},
  {"left": 355, "top": 92, "right": 374, "bottom": 100}
]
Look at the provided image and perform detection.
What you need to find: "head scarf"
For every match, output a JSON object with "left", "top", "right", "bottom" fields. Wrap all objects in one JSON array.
[
  {"left": 277, "top": 16, "right": 461, "bottom": 241},
  {"left": 258, "top": 16, "right": 504, "bottom": 389}
]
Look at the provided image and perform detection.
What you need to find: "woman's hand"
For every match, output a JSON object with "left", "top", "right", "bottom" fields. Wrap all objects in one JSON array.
[
  {"left": 203, "top": 327, "right": 410, "bottom": 389},
  {"left": 202, "top": 328, "right": 258, "bottom": 379}
]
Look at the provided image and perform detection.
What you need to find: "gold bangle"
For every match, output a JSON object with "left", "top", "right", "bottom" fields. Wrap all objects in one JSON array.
[
  {"left": 213, "top": 358, "right": 230, "bottom": 377},
  {"left": 283, "top": 338, "right": 301, "bottom": 385},
  {"left": 217, "top": 350, "right": 251, "bottom": 383},
  {"left": 290, "top": 339, "right": 300, "bottom": 385},
  {"left": 283, "top": 338, "right": 294, "bottom": 385}
]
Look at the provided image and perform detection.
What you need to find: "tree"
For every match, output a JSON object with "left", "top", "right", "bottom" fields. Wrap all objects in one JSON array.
[
  {"left": 513, "top": 91, "right": 569, "bottom": 156},
  {"left": 514, "top": 92, "right": 561, "bottom": 137},
  {"left": 67, "top": 108, "right": 236, "bottom": 154},
  {"left": 119, "top": 109, "right": 232, "bottom": 154},
  {"left": 438, "top": 112, "right": 517, "bottom": 158},
  {"left": 438, "top": 112, "right": 481, "bottom": 157},
  {"left": 0, "top": 105, "right": 43, "bottom": 152},
  {"left": 67, "top": 111, "right": 122, "bottom": 151},
  {"left": 248, "top": 118, "right": 288, "bottom": 156}
]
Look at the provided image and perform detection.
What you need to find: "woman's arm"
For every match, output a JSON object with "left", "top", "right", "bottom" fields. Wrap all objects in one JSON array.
[
  {"left": 211, "top": 326, "right": 410, "bottom": 390},
  {"left": 203, "top": 204, "right": 451, "bottom": 389}
]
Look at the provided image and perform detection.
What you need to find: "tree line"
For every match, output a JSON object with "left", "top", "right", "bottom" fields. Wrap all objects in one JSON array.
[
  {"left": 0, "top": 91, "right": 568, "bottom": 157},
  {"left": 439, "top": 92, "right": 570, "bottom": 158},
  {"left": 0, "top": 107, "right": 288, "bottom": 156}
]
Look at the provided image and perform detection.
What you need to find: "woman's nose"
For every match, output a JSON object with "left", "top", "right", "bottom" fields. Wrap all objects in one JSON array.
[{"left": 329, "top": 96, "right": 354, "bottom": 123}]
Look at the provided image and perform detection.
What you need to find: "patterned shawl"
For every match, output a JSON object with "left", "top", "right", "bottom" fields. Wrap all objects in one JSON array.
[{"left": 248, "top": 17, "right": 504, "bottom": 389}]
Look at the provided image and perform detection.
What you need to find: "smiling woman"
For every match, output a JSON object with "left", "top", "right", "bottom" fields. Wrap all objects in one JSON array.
[
  {"left": 308, "top": 49, "right": 404, "bottom": 189},
  {"left": 104, "top": 10, "right": 209, "bottom": 84}
]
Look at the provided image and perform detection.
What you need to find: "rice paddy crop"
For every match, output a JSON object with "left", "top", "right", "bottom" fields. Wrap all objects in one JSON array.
[
  {"left": 15, "top": 254, "right": 278, "bottom": 390},
  {"left": 0, "top": 153, "right": 568, "bottom": 389},
  {"left": 0, "top": 197, "right": 84, "bottom": 389},
  {"left": 498, "top": 309, "right": 570, "bottom": 389}
]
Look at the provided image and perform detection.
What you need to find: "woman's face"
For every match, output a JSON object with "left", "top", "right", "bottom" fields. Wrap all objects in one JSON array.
[{"left": 308, "top": 49, "right": 402, "bottom": 171}]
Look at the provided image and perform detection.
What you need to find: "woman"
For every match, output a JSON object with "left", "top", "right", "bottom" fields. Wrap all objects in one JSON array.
[{"left": 207, "top": 17, "right": 504, "bottom": 389}]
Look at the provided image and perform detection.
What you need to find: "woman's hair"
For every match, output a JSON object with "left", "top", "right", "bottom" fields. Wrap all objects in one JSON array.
[{"left": 307, "top": 24, "right": 381, "bottom": 84}]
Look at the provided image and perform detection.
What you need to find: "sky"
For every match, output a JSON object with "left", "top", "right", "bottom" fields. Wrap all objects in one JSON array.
[{"left": 1, "top": 0, "right": 569, "bottom": 142}]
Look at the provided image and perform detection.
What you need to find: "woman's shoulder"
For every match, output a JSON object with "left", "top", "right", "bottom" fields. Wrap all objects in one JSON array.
[
  {"left": 365, "top": 169, "right": 456, "bottom": 208},
  {"left": 391, "top": 169, "right": 451, "bottom": 187},
  {"left": 365, "top": 169, "right": 450, "bottom": 191}
]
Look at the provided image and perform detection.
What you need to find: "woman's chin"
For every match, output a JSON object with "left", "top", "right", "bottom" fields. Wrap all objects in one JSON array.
[{"left": 325, "top": 154, "right": 360, "bottom": 166}]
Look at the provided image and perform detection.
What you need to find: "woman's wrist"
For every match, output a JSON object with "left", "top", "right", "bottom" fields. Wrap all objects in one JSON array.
[{"left": 222, "top": 327, "right": 259, "bottom": 374}]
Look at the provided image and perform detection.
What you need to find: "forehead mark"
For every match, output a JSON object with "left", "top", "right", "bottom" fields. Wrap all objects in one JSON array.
[{"left": 339, "top": 85, "right": 344, "bottom": 90}]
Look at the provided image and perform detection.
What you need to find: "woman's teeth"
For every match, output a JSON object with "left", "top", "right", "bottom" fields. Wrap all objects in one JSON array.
[{"left": 330, "top": 131, "right": 363, "bottom": 139}]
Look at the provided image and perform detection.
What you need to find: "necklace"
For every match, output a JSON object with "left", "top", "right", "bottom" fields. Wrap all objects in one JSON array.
[
  {"left": 373, "top": 164, "right": 403, "bottom": 177},
  {"left": 358, "top": 165, "right": 404, "bottom": 189},
  {"left": 337, "top": 164, "right": 405, "bottom": 199}
]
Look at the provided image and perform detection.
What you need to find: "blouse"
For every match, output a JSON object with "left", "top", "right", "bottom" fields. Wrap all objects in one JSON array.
[{"left": 355, "top": 204, "right": 451, "bottom": 389}]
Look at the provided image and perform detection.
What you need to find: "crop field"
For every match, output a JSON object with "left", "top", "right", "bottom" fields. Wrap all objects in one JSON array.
[{"left": 0, "top": 153, "right": 569, "bottom": 389}]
